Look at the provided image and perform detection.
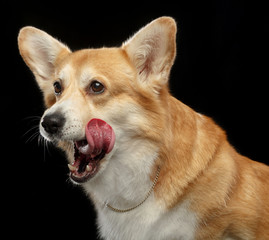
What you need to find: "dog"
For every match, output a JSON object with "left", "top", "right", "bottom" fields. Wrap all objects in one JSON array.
[{"left": 18, "top": 17, "right": 269, "bottom": 240}]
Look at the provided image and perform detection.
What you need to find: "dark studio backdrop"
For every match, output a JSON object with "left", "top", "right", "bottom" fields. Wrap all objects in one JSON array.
[{"left": 4, "top": 0, "right": 268, "bottom": 238}]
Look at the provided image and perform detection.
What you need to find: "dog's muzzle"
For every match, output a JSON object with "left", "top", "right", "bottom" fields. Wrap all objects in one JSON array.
[{"left": 40, "top": 115, "right": 116, "bottom": 184}]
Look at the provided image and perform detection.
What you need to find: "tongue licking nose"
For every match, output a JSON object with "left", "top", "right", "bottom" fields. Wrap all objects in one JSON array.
[
  {"left": 85, "top": 118, "right": 115, "bottom": 157},
  {"left": 70, "top": 119, "right": 115, "bottom": 183}
]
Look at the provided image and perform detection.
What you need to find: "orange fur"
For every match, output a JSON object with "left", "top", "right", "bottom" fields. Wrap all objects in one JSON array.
[
  {"left": 18, "top": 17, "right": 269, "bottom": 239},
  {"left": 153, "top": 94, "right": 269, "bottom": 239}
]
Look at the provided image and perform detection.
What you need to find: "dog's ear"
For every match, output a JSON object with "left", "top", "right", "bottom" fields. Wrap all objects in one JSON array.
[
  {"left": 18, "top": 27, "right": 71, "bottom": 90},
  {"left": 122, "top": 17, "right": 176, "bottom": 93}
]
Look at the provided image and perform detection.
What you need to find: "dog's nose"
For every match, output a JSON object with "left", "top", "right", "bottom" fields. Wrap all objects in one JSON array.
[{"left": 41, "top": 113, "right": 65, "bottom": 134}]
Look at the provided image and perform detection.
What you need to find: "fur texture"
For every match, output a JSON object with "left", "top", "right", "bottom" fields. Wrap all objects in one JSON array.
[{"left": 18, "top": 17, "right": 269, "bottom": 239}]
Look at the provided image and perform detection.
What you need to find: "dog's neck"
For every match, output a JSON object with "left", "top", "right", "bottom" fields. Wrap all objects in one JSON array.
[
  {"left": 83, "top": 137, "right": 160, "bottom": 211},
  {"left": 153, "top": 97, "right": 226, "bottom": 208},
  {"left": 82, "top": 95, "right": 225, "bottom": 212},
  {"left": 105, "top": 165, "right": 161, "bottom": 213}
]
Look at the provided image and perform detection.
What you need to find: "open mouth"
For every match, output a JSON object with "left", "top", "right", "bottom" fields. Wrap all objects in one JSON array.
[
  {"left": 68, "top": 118, "right": 115, "bottom": 184},
  {"left": 68, "top": 140, "right": 105, "bottom": 183}
]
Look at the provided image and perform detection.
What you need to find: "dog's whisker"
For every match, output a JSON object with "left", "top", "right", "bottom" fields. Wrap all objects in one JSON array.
[
  {"left": 22, "top": 125, "right": 40, "bottom": 138},
  {"left": 21, "top": 115, "right": 41, "bottom": 123},
  {"left": 23, "top": 120, "right": 55, "bottom": 162},
  {"left": 36, "top": 135, "right": 49, "bottom": 161},
  {"left": 37, "top": 134, "right": 44, "bottom": 147},
  {"left": 42, "top": 137, "right": 47, "bottom": 162},
  {"left": 23, "top": 124, "right": 40, "bottom": 144},
  {"left": 45, "top": 139, "right": 52, "bottom": 156},
  {"left": 25, "top": 131, "right": 40, "bottom": 144}
]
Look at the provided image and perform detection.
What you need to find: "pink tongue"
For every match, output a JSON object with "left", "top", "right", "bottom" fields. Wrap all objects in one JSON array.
[{"left": 85, "top": 118, "right": 115, "bottom": 157}]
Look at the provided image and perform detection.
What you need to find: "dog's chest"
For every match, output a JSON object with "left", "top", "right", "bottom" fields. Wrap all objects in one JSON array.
[{"left": 96, "top": 199, "right": 197, "bottom": 240}]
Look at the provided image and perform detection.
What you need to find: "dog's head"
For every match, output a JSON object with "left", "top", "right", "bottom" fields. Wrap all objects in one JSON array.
[{"left": 18, "top": 17, "right": 177, "bottom": 184}]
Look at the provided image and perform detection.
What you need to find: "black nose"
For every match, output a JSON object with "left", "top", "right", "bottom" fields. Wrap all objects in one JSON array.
[{"left": 41, "top": 113, "right": 65, "bottom": 134}]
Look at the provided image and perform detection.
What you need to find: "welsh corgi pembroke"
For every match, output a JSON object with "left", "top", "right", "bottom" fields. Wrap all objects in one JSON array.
[{"left": 18, "top": 17, "right": 269, "bottom": 240}]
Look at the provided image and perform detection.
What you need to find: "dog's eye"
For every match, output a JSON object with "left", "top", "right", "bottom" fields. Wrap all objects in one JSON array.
[
  {"left": 90, "top": 81, "right": 105, "bottom": 94},
  {"left": 53, "top": 81, "right": 62, "bottom": 95}
]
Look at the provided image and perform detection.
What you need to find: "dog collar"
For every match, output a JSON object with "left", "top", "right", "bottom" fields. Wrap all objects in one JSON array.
[{"left": 105, "top": 166, "right": 161, "bottom": 213}]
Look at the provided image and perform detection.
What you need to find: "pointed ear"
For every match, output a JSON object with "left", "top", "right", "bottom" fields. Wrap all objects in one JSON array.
[
  {"left": 122, "top": 17, "right": 177, "bottom": 91},
  {"left": 18, "top": 26, "right": 71, "bottom": 88}
]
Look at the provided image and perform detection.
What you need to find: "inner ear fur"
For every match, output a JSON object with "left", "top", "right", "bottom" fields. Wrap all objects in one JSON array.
[
  {"left": 18, "top": 26, "right": 71, "bottom": 89},
  {"left": 122, "top": 17, "right": 177, "bottom": 89}
]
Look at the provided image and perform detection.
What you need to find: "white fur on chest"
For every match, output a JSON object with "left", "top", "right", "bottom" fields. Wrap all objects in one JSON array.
[
  {"left": 96, "top": 198, "right": 197, "bottom": 240},
  {"left": 82, "top": 126, "right": 197, "bottom": 239}
]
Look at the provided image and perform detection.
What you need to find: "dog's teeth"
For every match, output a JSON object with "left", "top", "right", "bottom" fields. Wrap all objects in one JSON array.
[
  {"left": 86, "top": 165, "right": 92, "bottom": 172},
  {"left": 68, "top": 164, "right": 76, "bottom": 172}
]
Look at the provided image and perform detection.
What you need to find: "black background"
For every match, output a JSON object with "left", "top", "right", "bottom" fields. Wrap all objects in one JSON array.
[{"left": 4, "top": 0, "right": 268, "bottom": 239}]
